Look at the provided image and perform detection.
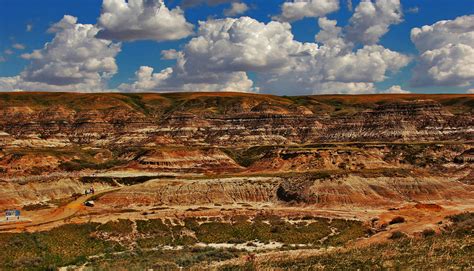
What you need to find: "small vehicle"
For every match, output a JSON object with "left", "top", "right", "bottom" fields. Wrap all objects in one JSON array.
[{"left": 84, "top": 200, "right": 95, "bottom": 207}]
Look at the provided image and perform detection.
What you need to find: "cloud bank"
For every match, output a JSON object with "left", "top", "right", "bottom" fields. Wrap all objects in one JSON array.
[
  {"left": 120, "top": 13, "right": 410, "bottom": 94},
  {"left": 274, "top": 0, "right": 340, "bottom": 22},
  {"left": 97, "top": 0, "right": 193, "bottom": 41},
  {"left": 2, "top": 0, "right": 471, "bottom": 94},
  {"left": 0, "top": 15, "right": 121, "bottom": 92},
  {"left": 411, "top": 15, "right": 474, "bottom": 87},
  {"left": 345, "top": 0, "right": 403, "bottom": 44},
  {"left": 224, "top": 2, "right": 249, "bottom": 16}
]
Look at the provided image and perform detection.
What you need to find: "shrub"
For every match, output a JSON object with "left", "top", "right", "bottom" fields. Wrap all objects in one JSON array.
[
  {"left": 389, "top": 231, "right": 407, "bottom": 239},
  {"left": 23, "top": 203, "right": 50, "bottom": 211},
  {"left": 422, "top": 229, "right": 436, "bottom": 238},
  {"left": 97, "top": 219, "right": 133, "bottom": 235},
  {"left": 389, "top": 216, "right": 405, "bottom": 225},
  {"left": 448, "top": 212, "right": 474, "bottom": 223}
]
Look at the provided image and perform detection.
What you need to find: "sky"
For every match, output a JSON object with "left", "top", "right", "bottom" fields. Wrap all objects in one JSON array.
[{"left": 0, "top": 0, "right": 473, "bottom": 95}]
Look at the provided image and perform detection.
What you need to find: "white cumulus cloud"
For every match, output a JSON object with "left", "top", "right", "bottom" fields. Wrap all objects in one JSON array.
[
  {"left": 2, "top": 1, "right": 412, "bottom": 94},
  {"left": 382, "top": 85, "right": 410, "bottom": 93},
  {"left": 345, "top": 0, "right": 403, "bottom": 44},
  {"left": 258, "top": 16, "right": 410, "bottom": 94},
  {"left": 121, "top": 16, "right": 410, "bottom": 94},
  {"left": 0, "top": 15, "right": 121, "bottom": 92},
  {"left": 223, "top": 2, "right": 249, "bottom": 16},
  {"left": 275, "top": 0, "right": 340, "bottom": 22},
  {"left": 315, "top": 17, "right": 346, "bottom": 48},
  {"left": 12, "top": 43, "right": 26, "bottom": 50},
  {"left": 411, "top": 15, "right": 474, "bottom": 87},
  {"left": 97, "top": 0, "right": 193, "bottom": 42},
  {"left": 161, "top": 49, "right": 181, "bottom": 60},
  {"left": 119, "top": 65, "right": 255, "bottom": 92}
]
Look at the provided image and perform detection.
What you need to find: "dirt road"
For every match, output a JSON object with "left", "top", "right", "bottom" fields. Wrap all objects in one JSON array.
[{"left": 0, "top": 188, "right": 120, "bottom": 232}]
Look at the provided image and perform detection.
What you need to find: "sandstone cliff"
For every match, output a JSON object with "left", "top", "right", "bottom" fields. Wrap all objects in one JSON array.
[
  {"left": 0, "top": 93, "right": 472, "bottom": 148},
  {"left": 0, "top": 93, "right": 472, "bottom": 209}
]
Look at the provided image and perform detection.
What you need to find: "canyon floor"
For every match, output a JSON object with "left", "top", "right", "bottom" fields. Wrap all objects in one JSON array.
[{"left": 0, "top": 93, "right": 472, "bottom": 270}]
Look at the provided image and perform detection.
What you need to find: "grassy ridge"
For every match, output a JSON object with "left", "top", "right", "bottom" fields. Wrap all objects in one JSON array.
[
  {"left": 222, "top": 212, "right": 474, "bottom": 270},
  {"left": 0, "top": 92, "right": 472, "bottom": 116},
  {"left": 2, "top": 213, "right": 468, "bottom": 270},
  {"left": 0, "top": 223, "right": 123, "bottom": 270},
  {"left": 0, "top": 216, "right": 366, "bottom": 270}
]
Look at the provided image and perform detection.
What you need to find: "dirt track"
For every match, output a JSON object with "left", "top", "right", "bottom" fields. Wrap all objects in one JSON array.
[
  {"left": 0, "top": 182, "right": 472, "bottom": 269},
  {"left": 0, "top": 188, "right": 120, "bottom": 232},
  {"left": 0, "top": 173, "right": 472, "bottom": 270}
]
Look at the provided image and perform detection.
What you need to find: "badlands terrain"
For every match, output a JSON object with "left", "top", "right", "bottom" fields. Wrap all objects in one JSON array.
[{"left": 0, "top": 92, "right": 472, "bottom": 270}]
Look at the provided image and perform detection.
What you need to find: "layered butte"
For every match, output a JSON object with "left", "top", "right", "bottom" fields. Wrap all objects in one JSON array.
[
  {"left": 0, "top": 93, "right": 472, "bottom": 148},
  {"left": 0, "top": 92, "right": 472, "bottom": 212}
]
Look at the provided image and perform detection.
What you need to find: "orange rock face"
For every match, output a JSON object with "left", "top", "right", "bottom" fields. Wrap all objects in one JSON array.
[{"left": 0, "top": 93, "right": 472, "bottom": 219}]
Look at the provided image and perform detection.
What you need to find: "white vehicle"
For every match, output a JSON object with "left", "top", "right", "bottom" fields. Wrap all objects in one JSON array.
[{"left": 84, "top": 200, "right": 95, "bottom": 207}]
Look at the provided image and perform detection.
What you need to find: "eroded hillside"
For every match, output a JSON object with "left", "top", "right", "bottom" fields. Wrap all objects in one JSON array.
[
  {"left": 0, "top": 93, "right": 472, "bottom": 148},
  {"left": 0, "top": 93, "right": 472, "bottom": 270}
]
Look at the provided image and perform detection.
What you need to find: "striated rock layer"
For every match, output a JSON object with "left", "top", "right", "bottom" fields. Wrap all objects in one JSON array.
[
  {"left": 97, "top": 175, "right": 474, "bottom": 208},
  {"left": 0, "top": 93, "right": 472, "bottom": 148},
  {"left": 0, "top": 92, "right": 472, "bottom": 210}
]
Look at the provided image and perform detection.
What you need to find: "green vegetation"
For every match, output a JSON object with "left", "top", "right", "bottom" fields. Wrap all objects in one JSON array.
[
  {"left": 389, "top": 216, "right": 405, "bottom": 225},
  {"left": 80, "top": 176, "right": 163, "bottom": 186},
  {"left": 22, "top": 203, "right": 51, "bottom": 211},
  {"left": 119, "top": 93, "right": 151, "bottom": 115},
  {"left": 136, "top": 215, "right": 365, "bottom": 248},
  {"left": 0, "top": 213, "right": 470, "bottom": 271},
  {"left": 136, "top": 219, "right": 196, "bottom": 247},
  {"left": 448, "top": 211, "right": 474, "bottom": 224},
  {"left": 3, "top": 146, "right": 128, "bottom": 174},
  {"left": 257, "top": 235, "right": 473, "bottom": 270},
  {"left": 97, "top": 219, "right": 133, "bottom": 235},
  {"left": 389, "top": 231, "right": 407, "bottom": 240},
  {"left": 221, "top": 212, "right": 474, "bottom": 270},
  {"left": 448, "top": 212, "right": 474, "bottom": 236},
  {"left": 382, "top": 143, "right": 464, "bottom": 168},
  {"left": 59, "top": 159, "right": 124, "bottom": 171},
  {"left": 422, "top": 228, "right": 436, "bottom": 237},
  {"left": 0, "top": 215, "right": 367, "bottom": 270},
  {"left": 1, "top": 93, "right": 472, "bottom": 115},
  {"left": 222, "top": 146, "right": 280, "bottom": 167},
  {"left": 0, "top": 223, "right": 123, "bottom": 270},
  {"left": 87, "top": 247, "right": 240, "bottom": 270}
]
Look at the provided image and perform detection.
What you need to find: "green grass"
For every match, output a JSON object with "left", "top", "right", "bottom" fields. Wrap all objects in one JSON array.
[
  {"left": 3, "top": 147, "right": 128, "bottom": 174},
  {"left": 260, "top": 235, "right": 473, "bottom": 270},
  {"left": 86, "top": 246, "right": 241, "bottom": 270},
  {"left": 0, "top": 223, "right": 123, "bottom": 271},
  {"left": 136, "top": 219, "right": 197, "bottom": 247},
  {"left": 221, "top": 212, "right": 474, "bottom": 270},
  {"left": 0, "top": 215, "right": 360, "bottom": 270},
  {"left": 59, "top": 159, "right": 124, "bottom": 172},
  {"left": 97, "top": 219, "right": 133, "bottom": 235},
  {"left": 7, "top": 212, "right": 470, "bottom": 270},
  {"left": 22, "top": 203, "right": 51, "bottom": 211},
  {"left": 80, "top": 176, "right": 161, "bottom": 186},
  {"left": 135, "top": 216, "right": 366, "bottom": 247},
  {"left": 222, "top": 146, "right": 280, "bottom": 167}
]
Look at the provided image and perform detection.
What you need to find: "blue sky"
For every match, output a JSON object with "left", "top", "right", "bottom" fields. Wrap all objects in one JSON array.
[{"left": 0, "top": 0, "right": 473, "bottom": 94}]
